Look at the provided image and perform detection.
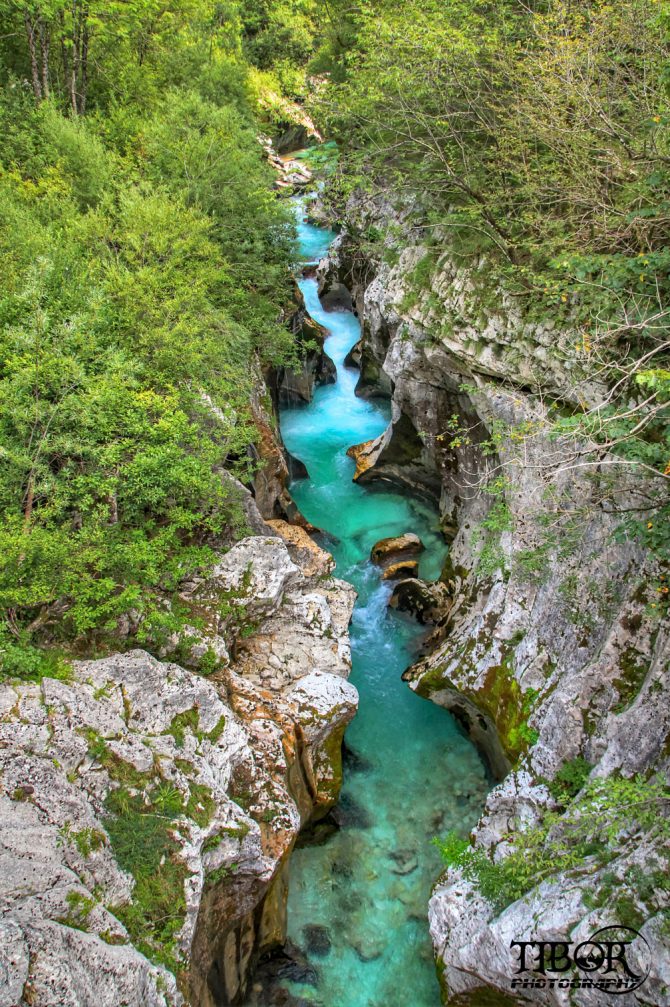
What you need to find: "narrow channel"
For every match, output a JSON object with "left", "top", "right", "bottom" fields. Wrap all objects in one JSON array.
[{"left": 275, "top": 204, "right": 490, "bottom": 1007}]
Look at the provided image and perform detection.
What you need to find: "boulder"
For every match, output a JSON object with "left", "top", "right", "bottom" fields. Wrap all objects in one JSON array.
[
  {"left": 370, "top": 532, "right": 424, "bottom": 565},
  {"left": 0, "top": 535, "right": 358, "bottom": 1007},
  {"left": 266, "top": 520, "right": 334, "bottom": 578},
  {"left": 388, "top": 577, "right": 452, "bottom": 624},
  {"left": 381, "top": 559, "right": 419, "bottom": 580},
  {"left": 343, "top": 339, "right": 362, "bottom": 369}
]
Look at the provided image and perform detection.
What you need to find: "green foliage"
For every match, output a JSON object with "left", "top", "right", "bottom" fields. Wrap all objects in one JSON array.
[
  {"left": 207, "top": 715, "right": 227, "bottom": 744},
  {"left": 186, "top": 781, "right": 216, "bottom": 828},
  {"left": 204, "top": 861, "right": 237, "bottom": 888},
  {"left": 240, "top": 0, "right": 314, "bottom": 78},
  {"left": 56, "top": 890, "right": 97, "bottom": 931},
  {"left": 165, "top": 709, "right": 200, "bottom": 749},
  {"left": 105, "top": 785, "right": 188, "bottom": 972},
  {"left": 546, "top": 756, "right": 593, "bottom": 803},
  {"left": 0, "top": 4, "right": 305, "bottom": 673},
  {"left": 436, "top": 774, "right": 670, "bottom": 915},
  {"left": 101, "top": 758, "right": 224, "bottom": 971},
  {"left": 472, "top": 485, "right": 513, "bottom": 577},
  {"left": 318, "top": 0, "right": 670, "bottom": 557},
  {"left": 71, "top": 826, "right": 107, "bottom": 857}
]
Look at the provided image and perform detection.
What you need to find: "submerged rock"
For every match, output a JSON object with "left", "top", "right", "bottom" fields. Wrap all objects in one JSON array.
[
  {"left": 294, "top": 816, "right": 339, "bottom": 848},
  {"left": 255, "top": 941, "right": 319, "bottom": 990},
  {"left": 388, "top": 849, "right": 419, "bottom": 876},
  {"left": 342, "top": 741, "right": 374, "bottom": 774},
  {"left": 330, "top": 793, "right": 373, "bottom": 830},
  {"left": 302, "top": 924, "right": 332, "bottom": 957},
  {"left": 350, "top": 935, "right": 385, "bottom": 962}
]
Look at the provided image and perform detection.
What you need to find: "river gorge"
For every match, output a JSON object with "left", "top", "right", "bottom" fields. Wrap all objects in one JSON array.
[{"left": 263, "top": 203, "right": 490, "bottom": 1006}]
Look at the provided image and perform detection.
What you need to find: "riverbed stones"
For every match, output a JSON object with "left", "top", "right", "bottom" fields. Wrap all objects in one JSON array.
[
  {"left": 330, "top": 793, "right": 373, "bottom": 830},
  {"left": 388, "top": 849, "right": 418, "bottom": 876},
  {"left": 350, "top": 934, "right": 384, "bottom": 962},
  {"left": 302, "top": 924, "right": 331, "bottom": 957}
]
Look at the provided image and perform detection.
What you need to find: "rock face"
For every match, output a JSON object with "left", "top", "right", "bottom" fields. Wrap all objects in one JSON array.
[
  {"left": 0, "top": 535, "right": 357, "bottom": 1007},
  {"left": 270, "top": 283, "right": 336, "bottom": 407},
  {"left": 389, "top": 578, "right": 452, "bottom": 625},
  {"left": 319, "top": 194, "right": 670, "bottom": 1005}
]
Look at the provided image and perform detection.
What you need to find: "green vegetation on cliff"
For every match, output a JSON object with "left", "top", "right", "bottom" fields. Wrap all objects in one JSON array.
[
  {"left": 310, "top": 0, "right": 670, "bottom": 559},
  {"left": 436, "top": 773, "right": 670, "bottom": 918},
  {"left": 0, "top": 2, "right": 309, "bottom": 676}
]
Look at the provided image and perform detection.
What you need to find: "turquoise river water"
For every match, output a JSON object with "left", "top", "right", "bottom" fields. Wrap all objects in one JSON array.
[{"left": 272, "top": 206, "right": 489, "bottom": 1007}]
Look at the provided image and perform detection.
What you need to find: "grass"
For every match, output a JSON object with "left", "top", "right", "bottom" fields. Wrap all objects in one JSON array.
[
  {"left": 165, "top": 708, "right": 200, "bottom": 748},
  {"left": 545, "top": 756, "right": 592, "bottom": 803},
  {"left": 104, "top": 786, "right": 188, "bottom": 973},
  {"left": 186, "top": 781, "right": 216, "bottom": 828}
]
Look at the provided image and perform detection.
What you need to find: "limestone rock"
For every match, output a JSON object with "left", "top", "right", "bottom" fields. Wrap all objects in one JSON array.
[
  {"left": 344, "top": 339, "right": 362, "bottom": 369},
  {"left": 272, "top": 283, "right": 337, "bottom": 405},
  {"left": 346, "top": 436, "right": 383, "bottom": 479},
  {"left": 0, "top": 535, "right": 357, "bottom": 1007},
  {"left": 249, "top": 370, "right": 293, "bottom": 521},
  {"left": 381, "top": 559, "right": 419, "bottom": 580},
  {"left": 326, "top": 191, "right": 670, "bottom": 1005},
  {"left": 370, "top": 532, "right": 424, "bottom": 564},
  {"left": 266, "top": 520, "right": 335, "bottom": 579},
  {"left": 388, "top": 578, "right": 451, "bottom": 624}
]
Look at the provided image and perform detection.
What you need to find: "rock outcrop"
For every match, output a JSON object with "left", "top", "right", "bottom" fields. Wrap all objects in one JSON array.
[
  {"left": 380, "top": 559, "right": 418, "bottom": 581},
  {"left": 370, "top": 532, "right": 424, "bottom": 565},
  {"left": 317, "top": 192, "right": 670, "bottom": 1006},
  {"left": 269, "top": 283, "right": 336, "bottom": 409},
  {"left": 0, "top": 535, "right": 356, "bottom": 1007}
]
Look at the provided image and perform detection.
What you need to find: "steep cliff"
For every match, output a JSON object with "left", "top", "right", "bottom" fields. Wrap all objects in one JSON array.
[
  {"left": 317, "top": 194, "right": 670, "bottom": 1006},
  {"left": 0, "top": 528, "right": 356, "bottom": 1007}
]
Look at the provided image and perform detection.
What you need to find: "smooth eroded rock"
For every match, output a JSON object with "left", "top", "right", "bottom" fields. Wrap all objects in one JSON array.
[
  {"left": 381, "top": 559, "right": 419, "bottom": 580},
  {"left": 370, "top": 532, "right": 424, "bottom": 565}
]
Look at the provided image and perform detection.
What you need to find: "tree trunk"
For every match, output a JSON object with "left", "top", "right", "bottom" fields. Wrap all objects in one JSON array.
[
  {"left": 24, "top": 13, "right": 42, "bottom": 101},
  {"left": 38, "top": 19, "right": 50, "bottom": 99},
  {"left": 78, "top": 12, "right": 89, "bottom": 114},
  {"left": 59, "top": 10, "right": 69, "bottom": 102},
  {"left": 69, "top": 0, "right": 79, "bottom": 114}
]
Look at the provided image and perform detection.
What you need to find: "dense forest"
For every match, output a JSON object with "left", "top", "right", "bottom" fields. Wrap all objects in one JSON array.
[
  {"left": 1, "top": 0, "right": 668, "bottom": 679},
  {"left": 0, "top": 1, "right": 308, "bottom": 676}
]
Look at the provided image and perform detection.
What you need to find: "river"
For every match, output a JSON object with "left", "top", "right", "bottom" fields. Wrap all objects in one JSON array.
[{"left": 270, "top": 203, "right": 489, "bottom": 1007}]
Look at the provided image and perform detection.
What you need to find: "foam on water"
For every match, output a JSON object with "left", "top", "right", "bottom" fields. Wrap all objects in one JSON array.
[{"left": 269, "top": 202, "right": 489, "bottom": 1007}]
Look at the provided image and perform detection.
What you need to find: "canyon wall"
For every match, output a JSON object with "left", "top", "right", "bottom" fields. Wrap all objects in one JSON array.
[
  {"left": 0, "top": 517, "right": 357, "bottom": 1007},
  {"left": 318, "top": 194, "right": 670, "bottom": 1006}
]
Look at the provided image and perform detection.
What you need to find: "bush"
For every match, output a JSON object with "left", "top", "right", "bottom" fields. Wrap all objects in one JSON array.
[{"left": 435, "top": 775, "right": 670, "bottom": 915}]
